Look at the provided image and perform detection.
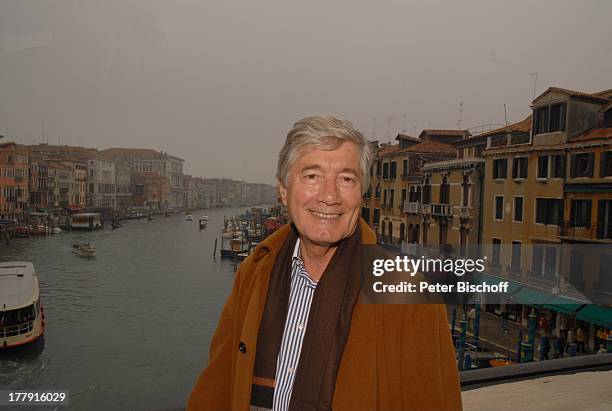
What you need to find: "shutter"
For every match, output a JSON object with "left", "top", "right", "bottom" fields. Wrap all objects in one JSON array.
[
  {"left": 570, "top": 155, "right": 576, "bottom": 178},
  {"left": 587, "top": 152, "right": 595, "bottom": 177},
  {"left": 560, "top": 155, "right": 566, "bottom": 178}
]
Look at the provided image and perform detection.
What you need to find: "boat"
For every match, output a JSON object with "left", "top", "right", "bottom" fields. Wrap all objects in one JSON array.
[
  {"left": 199, "top": 217, "right": 207, "bottom": 229},
  {"left": 220, "top": 236, "right": 248, "bottom": 258},
  {"left": 201, "top": 215, "right": 209, "bottom": 221},
  {"left": 70, "top": 213, "right": 103, "bottom": 230},
  {"left": 0, "top": 262, "right": 45, "bottom": 349},
  {"left": 186, "top": 215, "right": 194, "bottom": 221},
  {"left": 72, "top": 242, "right": 96, "bottom": 257}
]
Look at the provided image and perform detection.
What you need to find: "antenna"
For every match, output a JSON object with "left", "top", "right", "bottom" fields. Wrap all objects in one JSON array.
[
  {"left": 529, "top": 72, "right": 538, "bottom": 100},
  {"left": 372, "top": 117, "right": 376, "bottom": 139},
  {"left": 504, "top": 104, "right": 508, "bottom": 126},
  {"left": 457, "top": 102, "right": 463, "bottom": 129}
]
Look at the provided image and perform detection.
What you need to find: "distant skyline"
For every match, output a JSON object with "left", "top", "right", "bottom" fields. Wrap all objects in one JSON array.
[{"left": 1, "top": 0, "right": 611, "bottom": 185}]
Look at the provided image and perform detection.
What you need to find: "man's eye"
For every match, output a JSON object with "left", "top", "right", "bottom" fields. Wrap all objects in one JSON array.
[
  {"left": 303, "top": 174, "right": 320, "bottom": 182},
  {"left": 341, "top": 176, "right": 356, "bottom": 184}
]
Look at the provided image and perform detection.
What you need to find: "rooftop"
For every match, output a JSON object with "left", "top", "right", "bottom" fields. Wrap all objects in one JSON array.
[
  {"left": 402, "top": 139, "right": 456, "bottom": 154},
  {"left": 535, "top": 86, "right": 611, "bottom": 104},
  {"left": 472, "top": 115, "right": 532, "bottom": 139},
  {"left": 0, "top": 262, "right": 38, "bottom": 309}
]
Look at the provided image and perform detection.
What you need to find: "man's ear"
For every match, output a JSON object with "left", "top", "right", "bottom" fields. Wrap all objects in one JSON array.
[{"left": 278, "top": 179, "right": 288, "bottom": 207}]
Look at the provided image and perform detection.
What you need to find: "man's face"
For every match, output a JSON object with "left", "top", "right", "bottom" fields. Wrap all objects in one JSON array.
[{"left": 279, "top": 142, "right": 363, "bottom": 248}]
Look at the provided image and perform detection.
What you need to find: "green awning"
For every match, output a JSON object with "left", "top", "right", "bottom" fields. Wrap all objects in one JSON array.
[
  {"left": 473, "top": 273, "right": 522, "bottom": 294},
  {"left": 576, "top": 305, "right": 612, "bottom": 328},
  {"left": 544, "top": 295, "right": 587, "bottom": 315},
  {"left": 510, "top": 287, "right": 554, "bottom": 306}
]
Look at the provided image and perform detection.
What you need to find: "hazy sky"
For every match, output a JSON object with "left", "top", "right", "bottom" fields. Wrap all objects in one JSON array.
[{"left": 1, "top": 0, "right": 611, "bottom": 184}]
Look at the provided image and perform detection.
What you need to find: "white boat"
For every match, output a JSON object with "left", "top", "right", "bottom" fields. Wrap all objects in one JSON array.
[
  {"left": 186, "top": 215, "right": 194, "bottom": 221},
  {"left": 0, "top": 262, "right": 45, "bottom": 349},
  {"left": 52, "top": 227, "right": 62, "bottom": 234},
  {"left": 72, "top": 242, "right": 96, "bottom": 257},
  {"left": 198, "top": 217, "right": 207, "bottom": 229},
  {"left": 201, "top": 215, "right": 209, "bottom": 221}
]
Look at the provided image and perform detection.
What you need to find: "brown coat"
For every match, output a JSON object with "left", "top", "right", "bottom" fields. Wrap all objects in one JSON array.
[{"left": 188, "top": 220, "right": 462, "bottom": 411}]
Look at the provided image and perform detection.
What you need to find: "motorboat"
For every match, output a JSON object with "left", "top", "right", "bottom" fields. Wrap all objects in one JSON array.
[
  {"left": 186, "top": 215, "right": 194, "bottom": 221},
  {"left": 0, "top": 262, "right": 45, "bottom": 349},
  {"left": 72, "top": 242, "right": 96, "bottom": 257},
  {"left": 201, "top": 215, "right": 209, "bottom": 221},
  {"left": 199, "top": 217, "right": 207, "bottom": 229}
]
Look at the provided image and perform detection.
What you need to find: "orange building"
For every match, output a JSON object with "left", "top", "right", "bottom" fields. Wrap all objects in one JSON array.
[{"left": 0, "top": 142, "right": 29, "bottom": 221}]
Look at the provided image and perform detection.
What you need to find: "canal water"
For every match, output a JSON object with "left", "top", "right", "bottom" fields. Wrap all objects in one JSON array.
[{"left": 0, "top": 207, "right": 252, "bottom": 410}]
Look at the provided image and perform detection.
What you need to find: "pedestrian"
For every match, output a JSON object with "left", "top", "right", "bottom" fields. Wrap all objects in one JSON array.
[
  {"left": 467, "top": 306, "right": 476, "bottom": 332},
  {"left": 576, "top": 326, "right": 587, "bottom": 353},
  {"left": 541, "top": 336, "right": 551, "bottom": 360},
  {"left": 597, "top": 344, "right": 607, "bottom": 355},
  {"left": 499, "top": 310, "right": 509, "bottom": 332},
  {"left": 556, "top": 333, "right": 566, "bottom": 359}
]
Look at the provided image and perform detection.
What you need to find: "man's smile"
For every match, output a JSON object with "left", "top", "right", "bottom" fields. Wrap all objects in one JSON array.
[{"left": 309, "top": 210, "right": 342, "bottom": 220}]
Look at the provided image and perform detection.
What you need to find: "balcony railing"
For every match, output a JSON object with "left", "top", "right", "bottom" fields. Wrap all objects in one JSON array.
[
  {"left": 559, "top": 221, "right": 612, "bottom": 241},
  {"left": 431, "top": 203, "right": 453, "bottom": 217},
  {"left": 403, "top": 202, "right": 422, "bottom": 214}
]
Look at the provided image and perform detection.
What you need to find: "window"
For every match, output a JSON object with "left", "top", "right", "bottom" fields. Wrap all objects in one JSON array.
[
  {"left": 597, "top": 200, "right": 612, "bottom": 240},
  {"left": 389, "top": 161, "right": 397, "bottom": 179},
  {"left": 440, "top": 178, "right": 450, "bottom": 204},
  {"left": 494, "top": 196, "right": 504, "bottom": 220},
  {"left": 511, "top": 241, "right": 522, "bottom": 271},
  {"left": 570, "top": 152, "right": 594, "bottom": 178},
  {"left": 551, "top": 155, "right": 565, "bottom": 178},
  {"left": 532, "top": 244, "right": 544, "bottom": 275},
  {"left": 491, "top": 238, "right": 502, "bottom": 268},
  {"left": 512, "top": 157, "right": 528, "bottom": 179},
  {"left": 401, "top": 188, "right": 406, "bottom": 209},
  {"left": 376, "top": 161, "right": 381, "bottom": 177},
  {"left": 373, "top": 208, "right": 380, "bottom": 224},
  {"left": 570, "top": 200, "right": 591, "bottom": 228},
  {"left": 375, "top": 184, "right": 381, "bottom": 199},
  {"left": 389, "top": 189, "right": 395, "bottom": 208},
  {"left": 535, "top": 198, "right": 563, "bottom": 225},
  {"left": 493, "top": 158, "right": 507, "bottom": 179},
  {"left": 601, "top": 152, "right": 612, "bottom": 177},
  {"left": 537, "top": 156, "right": 549, "bottom": 179},
  {"left": 382, "top": 163, "right": 389, "bottom": 179},
  {"left": 534, "top": 102, "right": 566, "bottom": 134},
  {"left": 361, "top": 207, "right": 370, "bottom": 222},
  {"left": 514, "top": 197, "right": 523, "bottom": 222},
  {"left": 402, "top": 159, "right": 408, "bottom": 176},
  {"left": 549, "top": 103, "right": 566, "bottom": 132}
]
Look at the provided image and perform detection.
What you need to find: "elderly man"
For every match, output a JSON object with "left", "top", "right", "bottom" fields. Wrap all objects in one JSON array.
[{"left": 188, "top": 116, "right": 461, "bottom": 410}]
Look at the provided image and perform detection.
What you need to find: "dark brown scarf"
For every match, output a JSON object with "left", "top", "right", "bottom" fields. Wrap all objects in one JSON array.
[{"left": 252, "top": 224, "right": 363, "bottom": 410}]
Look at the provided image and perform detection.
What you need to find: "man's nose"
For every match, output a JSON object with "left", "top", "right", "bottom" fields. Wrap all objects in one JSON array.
[{"left": 318, "top": 176, "right": 341, "bottom": 205}]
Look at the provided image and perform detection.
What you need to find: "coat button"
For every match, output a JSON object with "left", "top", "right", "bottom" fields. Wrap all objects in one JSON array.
[{"left": 239, "top": 341, "right": 247, "bottom": 353}]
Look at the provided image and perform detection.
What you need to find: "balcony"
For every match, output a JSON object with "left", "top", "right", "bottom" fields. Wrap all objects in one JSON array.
[
  {"left": 403, "top": 202, "right": 422, "bottom": 214},
  {"left": 559, "top": 221, "right": 612, "bottom": 242},
  {"left": 431, "top": 203, "right": 453, "bottom": 217}
]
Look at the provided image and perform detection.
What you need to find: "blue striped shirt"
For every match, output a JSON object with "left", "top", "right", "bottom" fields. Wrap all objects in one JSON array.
[{"left": 272, "top": 238, "right": 317, "bottom": 411}]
